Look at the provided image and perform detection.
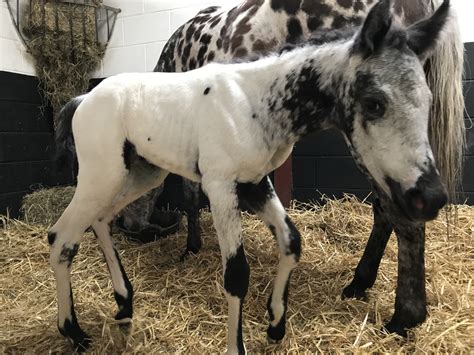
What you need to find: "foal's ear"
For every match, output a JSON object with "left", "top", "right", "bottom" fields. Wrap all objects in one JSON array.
[
  {"left": 407, "top": 0, "right": 450, "bottom": 62},
  {"left": 353, "top": 0, "right": 393, "bottom": 57}
]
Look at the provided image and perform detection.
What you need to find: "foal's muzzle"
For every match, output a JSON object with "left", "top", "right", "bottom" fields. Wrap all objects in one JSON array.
[{"left": 387, "top": 168, "right": 448, "bottom": 222}]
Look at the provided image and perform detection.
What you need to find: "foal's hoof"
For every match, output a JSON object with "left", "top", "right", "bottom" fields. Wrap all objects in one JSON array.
[
  {"left": 64, "top": 331, "right": 91, "bottom": 352},
  {"left": 383, "top": 320, "right": 408, "bottom": 337},
  {"left": 115, "top": 308, "right": 133, "bottom": 323},
  {"left": 341, "top": 282, "right": 368, "bottom": 301},
  {"left": 59, "top": 321, "right": 92, "bottom": 352},
  {"left": 73, "top": 335, "right": 92, "bottom": 352},
  {"left": 267, "top": 322, "right": 286, "bottom": 343}
]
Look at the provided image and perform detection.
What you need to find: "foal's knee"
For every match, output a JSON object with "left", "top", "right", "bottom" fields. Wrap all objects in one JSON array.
[
  {"left": 284, "top": 216, "right": 301, "bottom": 262},
  {"left": 48, "top": 231, "right": 80, "bottom": 269}
]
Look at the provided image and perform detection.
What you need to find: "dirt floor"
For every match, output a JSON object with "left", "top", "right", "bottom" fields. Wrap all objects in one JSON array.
[{"left": 1, "top": 196, "right": 473, "bottom": 353}]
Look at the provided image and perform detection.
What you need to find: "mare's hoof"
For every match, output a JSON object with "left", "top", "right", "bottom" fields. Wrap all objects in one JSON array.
[
  {"left": 383, "top": 320, "right": 408, "bottom": 337},
  {"left": 180, "top": 246, "right": 201, "bottom": 261},
  {"left": 342, "top": 282, "right": 368, "bottom": 301},
  {"left": 267, "top": 322, "right": 286, "bottom": 343}
]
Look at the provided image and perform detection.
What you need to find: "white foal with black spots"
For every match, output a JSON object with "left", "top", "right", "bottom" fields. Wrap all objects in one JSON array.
[{"left": 49, "top": 0, "right": 450, "bottom": 352}]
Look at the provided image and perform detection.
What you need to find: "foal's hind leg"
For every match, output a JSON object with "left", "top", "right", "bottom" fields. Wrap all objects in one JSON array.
[
  {"left": 342, "top": 197, "right": 393, "bottom": 300},
  {"left": 236, "top": 176, "right": 301, "bottom": 342},
  {"left": 182, "top": 178, "right": 202, "bottom": 258},
  {"left": 49, "top": 172, "right": 126, "bottom": 351},
  {"left": 91, "top": 168, "right": 169, "bottom": 323}
]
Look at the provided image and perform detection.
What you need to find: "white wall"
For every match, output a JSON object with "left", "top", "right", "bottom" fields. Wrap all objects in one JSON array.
[
  {"left": 0, "top": 0, "right": 35, "bottom": 75},
  {"left": 0, "top": 0, "right": 473, "bottom": 76},
  {"left": 452, "top": 0, "right": 474, "bottom": 43},
  {"left": 97, "top": 0, "right": 239, "bottom": 77}
]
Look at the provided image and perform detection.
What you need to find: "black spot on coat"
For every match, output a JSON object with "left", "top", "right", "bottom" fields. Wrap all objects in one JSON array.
[
  {"left": 48, "top": 232, "right": 56, "bottom": 245},
  {"left": 224, "top": 245, "right": 250, "bottom": 299},
  {"left": 287, "top": 17, "right": 303, "bottom": 43},
  {"left": 236, "top": 177, "right": 275, "bottom": 212},
  {"left": 123, "top": 139, "right": 134, "bottom": 170},
  {"left": 271, "top": 0, "right": 301, "bottom": 15},
  {"left": 60, "top": 244, "right": 79, "bottom": 268}
]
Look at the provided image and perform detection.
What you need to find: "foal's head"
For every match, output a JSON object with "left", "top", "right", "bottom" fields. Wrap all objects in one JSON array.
[{"left": 335, "top": 0, "right": 451, "bottom": 221}]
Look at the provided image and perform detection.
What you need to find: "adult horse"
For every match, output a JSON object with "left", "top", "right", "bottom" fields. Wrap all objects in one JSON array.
[{"left": 120, "top": 0, "right": 464, "bottom": 332}]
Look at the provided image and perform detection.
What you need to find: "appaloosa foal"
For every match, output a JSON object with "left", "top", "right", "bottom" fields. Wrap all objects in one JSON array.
[{"left": 50, "top": 0, "right": 450, "bottom": 352}]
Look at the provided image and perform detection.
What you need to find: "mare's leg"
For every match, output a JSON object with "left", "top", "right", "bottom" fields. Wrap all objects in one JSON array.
[
  {"left": 236, "top": 176, "right": 301, "bottom": 342},
  {"left": 120, "top": 187, "right": 162, "bottom": 232},
  {"left": 92, "top": 167, "right": 169, "bottom": 323},
  {"left": 202, "top": 179, "right": 249, "bottom": 355},
  {"left": 49, "top": 168, "right": 127, "bottom": 351},
  {"left": 182, "top": 178, "right": 202, "bottom": 258},
  {"left": 385, "top": 217, "right": 427, "bottom": 336},
  {"left": 342, "top": 197, "right": 393, "bottom": 300}
]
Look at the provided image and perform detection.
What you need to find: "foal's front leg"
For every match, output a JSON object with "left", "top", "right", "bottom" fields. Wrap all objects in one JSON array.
[
  {"left": 236, "top": 176, "right": 301, "bottom": 342},
  {"left": 202, "top": 179, "right": 249, "bottom": 355}
]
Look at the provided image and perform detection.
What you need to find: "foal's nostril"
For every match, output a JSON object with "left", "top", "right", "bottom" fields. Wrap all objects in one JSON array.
[
  {"left": 405, "top": 184, "right": 447, "bottom": 221},
  {"left": 407, "top": 188, "right": 424, "bottom": 209},
  {"left": 413, "top": 195, "right": 425, "bottom": 211}
]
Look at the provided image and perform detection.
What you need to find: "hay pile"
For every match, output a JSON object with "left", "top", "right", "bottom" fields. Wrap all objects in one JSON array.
[
  {"left": 1, "top": 196, "right": 472, "bottom": 353},
  {"left": 22, "top": 0, "right": 105, "bottom": 120},
  {"left": 21, "top": 186, "right": 75, "bottom": 226}
]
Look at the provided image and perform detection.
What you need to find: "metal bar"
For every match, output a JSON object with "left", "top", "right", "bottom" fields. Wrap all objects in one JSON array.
[
  {"left": 41, "top": 0, "right": 46, "bottom": 37},
  {"left": 55, "top": 0, "right": 60, "bottom": 50},
  {"left": 16, "top": 0, "right": 19, "bottom": 31},
  {"left": 94, "top": 6, "right": 99, "bottom": 44},
  {"left": 5, "top": 0, "right": 28, "bottom": 48},
  {"left": 106, "top": 8, "right": 110, "bottom": 41},
  {"left": 81, "top": 0, "right": 86, "bottom": 48},
  {"left": 69, "top": 4, "right": 75, "bottom": 63},
  {"left": 55, "top": 0, "right": 121, "bottom": 14}
]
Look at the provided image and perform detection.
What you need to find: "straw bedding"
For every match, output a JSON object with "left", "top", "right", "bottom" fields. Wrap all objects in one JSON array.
[{"left": 1, "top": 195, "right": 472, "bottom": 353}]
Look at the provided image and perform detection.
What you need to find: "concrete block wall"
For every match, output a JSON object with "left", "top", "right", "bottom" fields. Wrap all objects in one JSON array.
[{"left": 95, "top": 0, "right": 239, "bottom": 77}]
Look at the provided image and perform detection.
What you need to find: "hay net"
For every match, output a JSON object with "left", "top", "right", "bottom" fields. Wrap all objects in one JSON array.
[{"left": 12, "top": 0, "right": 120, "bottom": 124}]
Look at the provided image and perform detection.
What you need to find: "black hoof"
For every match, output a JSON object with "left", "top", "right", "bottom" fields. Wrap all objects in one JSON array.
[
  {"left": 342, "top": 282, "right": 368, "bottom": 301},
  {"left": 59, "top": 319, "right": 91, "bottom": 352},
  {"left": 114, "top": 292, "right": 133, "bottom": 323},
  {"left": 73, "top": 335, "right": 92, "bottom": 352},
  {"left": 115, "top": 310, "right": 132, "bottom": 323},
  {"left": 267, "top": 322, "right": 286, "bottom": 343},
  {"left": 60, "top": 328, "right": 91, "bottom": 352},
  {"left": 383, "top": 320, "right": 408, "bottom": 337}
]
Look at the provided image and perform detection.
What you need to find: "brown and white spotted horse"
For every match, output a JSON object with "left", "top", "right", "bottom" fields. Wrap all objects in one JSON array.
[
  {"left": 51, "top": 1, "right": 452, "bottom": 351},
  {"left": 122, "top": 0, "right": 464, "bottom": 335}
]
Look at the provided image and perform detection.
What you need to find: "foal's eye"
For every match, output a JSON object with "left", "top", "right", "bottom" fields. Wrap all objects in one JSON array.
[{"left": 362, "top": 98, "right": 385, "bottom": 117}]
